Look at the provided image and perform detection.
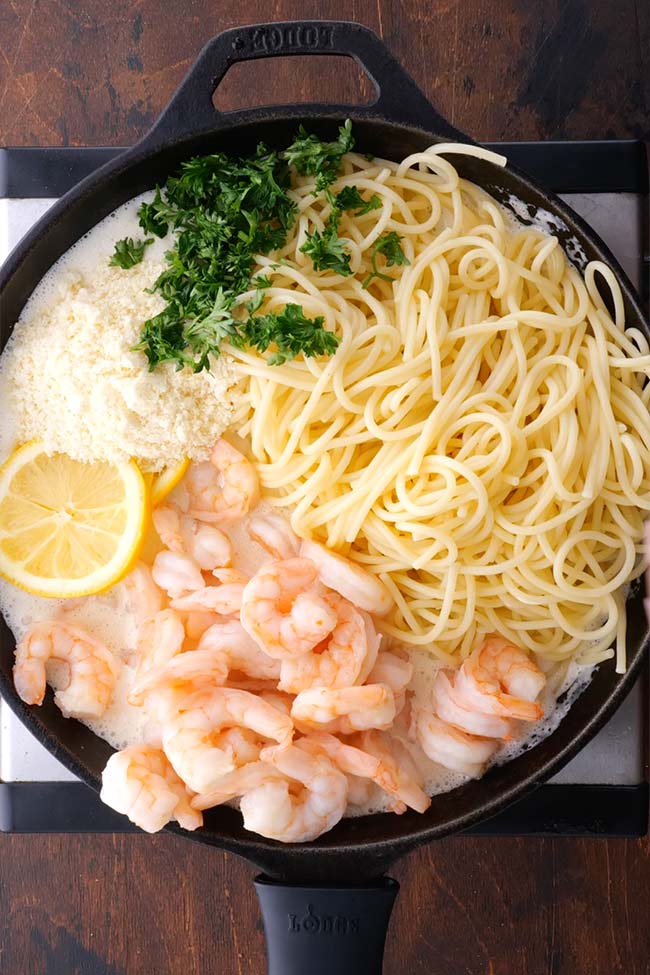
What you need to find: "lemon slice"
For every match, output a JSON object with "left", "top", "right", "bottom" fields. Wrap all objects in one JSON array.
[
  {"left": 0, "top": 442, "right": 147, "bottom": 597},
  {"left": 149, "top": 457, "right": 190, "bottom": 506}
]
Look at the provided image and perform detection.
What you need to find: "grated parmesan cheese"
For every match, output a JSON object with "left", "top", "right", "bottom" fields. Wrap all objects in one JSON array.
[{"left": 1, "top": 252, "right": 237, "bottom": 471}]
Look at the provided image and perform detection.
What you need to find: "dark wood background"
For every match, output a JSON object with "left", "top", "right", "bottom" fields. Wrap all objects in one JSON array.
[{"left": 1, "top": 2, "right": 649, "bottom": 973}]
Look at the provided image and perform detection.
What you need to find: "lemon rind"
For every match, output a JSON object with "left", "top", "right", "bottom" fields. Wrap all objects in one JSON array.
[{"left": 150, "top": 456, "right": 190, "bottom": 506}]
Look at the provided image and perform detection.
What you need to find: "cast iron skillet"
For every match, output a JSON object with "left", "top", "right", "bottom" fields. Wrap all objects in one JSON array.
[{"left": 0, "top": 21, "right": 648, "bottom": 974}]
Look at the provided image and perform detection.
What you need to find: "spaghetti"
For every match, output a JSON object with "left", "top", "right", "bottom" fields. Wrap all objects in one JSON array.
[{"left": 229, "top": 145, "right": 650, "bottom": 672}]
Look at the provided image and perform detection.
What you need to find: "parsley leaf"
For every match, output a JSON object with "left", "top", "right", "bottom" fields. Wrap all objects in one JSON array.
[
  {"left": 376, "top": 232, "right": 409, "bottom": 267},
  {"left": 282, "top": 120, "right": 354, "bottom": 192},
  {"left": 245, "top": 290, "right": 265, "bottom": 315},
  {"left": 138, "top": 189, "right": 173, "bottom": 237},
  {"left": 335, "top": 185, "right": 382, "bottom": 215},
  {"left": 300, "top": 212, "right": 352, "bottom": 276},
  {"left": 133, "top": 306, "right": 189, "bottom": 370},
  {"left": 182, "top": 289, "right": 240, "bottom": 371},
  {"left": 109, "top": 236, "right": 153, "bottom": 269},
  {"left": 362, "top": 232, "right": 410, "bottom": 289},
  {"left": 240, "top": 304, "right": 340, "bottom": 365}
]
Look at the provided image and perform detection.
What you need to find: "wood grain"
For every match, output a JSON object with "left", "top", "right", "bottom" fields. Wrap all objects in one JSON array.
[
  {"left": 1, "top": 833, "right": 649, "bottom": 974},
  {"left": 0, "top": 0, "right": 647, "bottom": 146},
  {"left": 1, "top": 2, "right": 649, "bottom": 973}
]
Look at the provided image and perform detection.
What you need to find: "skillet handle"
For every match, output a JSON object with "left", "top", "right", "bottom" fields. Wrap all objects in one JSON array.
[
  {"left": 137, "top": 21, "right": 467, "bottom": 152},
  {"left": 254, "top": 875, "right": 398, "bottom": 975}
]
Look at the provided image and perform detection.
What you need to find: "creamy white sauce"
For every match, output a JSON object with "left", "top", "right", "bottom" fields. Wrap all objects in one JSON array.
[
  {"left": 494, "top": 659, "right": 594, "bottom": 768},
  {"left": 86, "top": 663, "right": 150, "bottom": 752},
  {"left": 31, "top": 191, "right": 170, "bottom": 283},
  {"left": 500, "top": 193, "right": 588, "bottom": 270}
]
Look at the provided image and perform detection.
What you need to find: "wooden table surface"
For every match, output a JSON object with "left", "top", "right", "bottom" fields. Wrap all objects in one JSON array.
[{"left": 1, "top": 2, "right": 649, "bottom": 973}]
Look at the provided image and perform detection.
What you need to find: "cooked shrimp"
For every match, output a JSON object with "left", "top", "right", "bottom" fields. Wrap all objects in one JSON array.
[
  {"left": 365, "top": 651, "right": 413, "bottom": 715},
  {"left": 358, "top": 731, "right": 431, "bottom": 813},
  {"left": 240, "top": 558, "right": 337, "bottom": 658},
  {"left": 346, "top": 773, "right": 375, "bottom": 808},
  {"left": 259, "top": 689, "right": 294, "bottom": 716},
  {"left": 248, "top": 512, "right": 300, "bottom": 560},
  {"left": 136, "top": 624, "right": 267, "bottom": 720},
  {"left": 299, "top": 538, "right": 392, "bottom": 616},
  {"left": 278, "top": 594, "right": 380, "bottom": 693},
  {"left": 100, "top": 744, "right": 202, "bottom": 833},
  {"left": 162, "top": 687, "right": 293, "bottom": 794},
  {"left": 144, "top": 682, "right": 205, "bottom": 725},
  {"left": 224, "top": 677, "right": 280, "bottom": 694},
  {"left": 197, "top": 621, "right": 281, "bottom": 681},
  {"left": 181, "top": 462, "right": 215, "bottom": 515},
  {"left": 191, "top": 760, "right": 285, "bottom": 811},
  {"left": 133, "top": 648, "right": 230, "bottom": 709},
  {"left": 211, "top": 567, "right": 248, "bottom": 584},
  {"left": 291, "top": 684, "right": 396, "bottom": 735},
  {"left": 129, "top": 609, "right": 186, "bottom": 705},
  {"left": 432, "top": 671, "right": 513, "bottom": 739},
  {"left": 58, "top": 561, "right": 163, "bottom": 648},
  {"left": 473, "top": 635, "right": 546, "bottom": 702},
  {"left": 186, "top": 439, "right": 259, "bottom": 524},
  {"left": 171, "top": 582, "right": 245, "bottom": 616},
  {"left": 244, "top": 741, "right": 348, "bottom": 842},
  {"left": 300, "top": 731, "right": 430, "bottom": 814},
  {"left": 141, "top": 648, "right": 276, "bottom": 724},
  {"left": 454, "top": 636, "right": 545, "bottom": 722},
  {"left": 184, "top": 611, "right": 219, "bottom": 643},
  {"left": 151, "top": 550, "right": 204, "bottom": 600},
  {"left": 120, "top": 562, "right": 164, "bottom": 629},
  {"left": 14, "top": 620, "right": 117, "bottom": 720},
  {"left": 153, "top": 503, "right": 232, "bottom": 570},
  {"left": 415, "top": 712, "right": 498, "bottom": 778},
  {"left": 152, "top": 503, "right": 191, "bottom": 554}
]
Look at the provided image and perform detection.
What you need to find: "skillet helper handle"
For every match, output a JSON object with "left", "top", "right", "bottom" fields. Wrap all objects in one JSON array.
[
  {"left": 138, "top": 20, "right": 466, "bottom": 151},
  {"left": 254, "top": 876, "right": 399, "bottom": 975}
]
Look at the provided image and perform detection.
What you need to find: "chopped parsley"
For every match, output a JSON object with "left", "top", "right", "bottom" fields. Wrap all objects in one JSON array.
[
  {"left": 234, "top": 304, "right": 340, "bottom": 365},
  {"left": 109, "top": 236, "right": 153, "bottom": 269},
  {"left": 300, "top": 211, "right": 352, "bottom": 276},
  {"left": 111, "top": 122, "right": 409, "bottom": 370},
  {"left": 335, "top": 185, "right": 382, "bottom": 215},
  {"left": 362, "top": 232, "right": 410, "bottom": 289},
  {"left": 281, "top": 120, "right": 354, "bottom": 192},
  {"left": 129, "top": 142, "right": 302, "bottom": 370},
  {"left": 137, "top": 190, "right": 172, "bottom": 238},
  {"left": 245, "top": 290, "right": 265, "bottom": 315}
]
